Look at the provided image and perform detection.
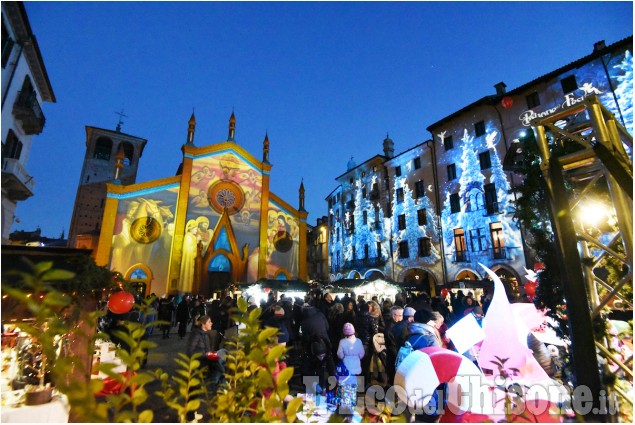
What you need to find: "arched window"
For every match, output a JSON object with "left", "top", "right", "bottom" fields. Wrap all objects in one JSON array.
[
  {"left": 94, "top": 137, "right": 112, "bottom": 160},
  {"left": 130, "top": 268, "right": 147, "bottom": 280},
  {"left": 118, "top": 141, "right": 134, "bottom": 165}
]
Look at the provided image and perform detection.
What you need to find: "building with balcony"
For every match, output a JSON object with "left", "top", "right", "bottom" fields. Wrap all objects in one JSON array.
[
  {"left": 1, "top": 2, "right": 55, "bottom": 243},
  {"left": 427, "top": 36, "right": 632, "bottom": 291},
  {"left": 326, "top": 36, "right": 632, "bottom": 295},
  {"left": 325, "top": 135, "right": 443, "bottom": 293}
]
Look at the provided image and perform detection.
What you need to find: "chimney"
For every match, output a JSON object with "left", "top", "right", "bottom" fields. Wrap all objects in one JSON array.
[
  {"left": 494, "top": 82, "right": 507, "bottom": 95},
  {"left": 594, "top": 40, "right": 606, "bottom": 52}
]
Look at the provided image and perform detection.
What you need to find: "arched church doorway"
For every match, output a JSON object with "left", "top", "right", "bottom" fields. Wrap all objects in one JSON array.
[
  {"left": 207, "top": 254, "right": 231, "bottom": 298},
  {"left": 126, "top": 264, "right": 153, "bottom": 301}
]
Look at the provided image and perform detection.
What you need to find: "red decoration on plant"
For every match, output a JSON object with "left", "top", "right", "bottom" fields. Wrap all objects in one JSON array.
[
  {"left": 501, "top": 96, "right": 513, "bottom": 109},
  {"left": 107, "top": 291, "right": 135, "bottom": 314},
  {"left": 440, "top": 288, "right": 449, "bottom": 298},
  {"left": 264, "top": 287, "right": 271, "bottom": 293},
  {"left": 524, "top": 281, "right": 537, "bottom": 298},
  {"left": 533, "top": 262, "right": 545, "bottom": 272}
]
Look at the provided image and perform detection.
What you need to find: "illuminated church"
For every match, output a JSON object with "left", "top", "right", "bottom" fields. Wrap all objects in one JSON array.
[{"left": 94, "top": 113, "right": 308, "bottom": 297}]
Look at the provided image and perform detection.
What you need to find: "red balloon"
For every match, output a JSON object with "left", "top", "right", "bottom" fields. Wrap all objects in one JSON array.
[
  {"left": 108, "top": 291, "right": 135, "bottom": 314},
  {"left": 501, "top": 96, "right": 513, "bottom": 109},
  {"left": 534, "top": 262, "right": 546, "bottom": 272},
  {"left": 440, "top": 288, "right": 449, "bottom": 298},
  {"left": 524, "top": 281, "right": 537, "bottom": 298}
]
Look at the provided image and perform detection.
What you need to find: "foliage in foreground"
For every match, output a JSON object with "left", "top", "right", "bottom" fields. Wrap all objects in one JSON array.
[{"left": 2, "top": 260, "right": 305, "bottom": 422}]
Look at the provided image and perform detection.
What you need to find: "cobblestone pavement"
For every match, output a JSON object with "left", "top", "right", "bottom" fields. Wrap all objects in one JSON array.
[{"left": 137, "top": 328, "right": 306, "bottom": 423}]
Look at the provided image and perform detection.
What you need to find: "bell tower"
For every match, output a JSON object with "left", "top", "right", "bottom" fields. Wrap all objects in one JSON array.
[{"left": 68, "top": 121, "right": 147, "bottom": 250}]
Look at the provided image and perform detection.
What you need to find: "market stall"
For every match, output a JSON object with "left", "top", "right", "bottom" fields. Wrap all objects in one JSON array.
[
  {"left": 326, "top": 277, "right": 402, "bottom": 301},
  {"left": 239, "top": 279, "right": 311, "bottom": 305}
]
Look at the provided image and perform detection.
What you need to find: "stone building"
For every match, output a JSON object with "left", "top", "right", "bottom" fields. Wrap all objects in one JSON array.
[
  {"left": 68, "top": 125, "right": 147, "bottom": 250},
  {"left": 94, "top": 113, "right": 308, "bottom": 298}
]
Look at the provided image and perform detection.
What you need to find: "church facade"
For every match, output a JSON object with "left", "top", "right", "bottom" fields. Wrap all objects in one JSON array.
[{"left": 95, "top": 113, "right": 308, "bottom": 298}]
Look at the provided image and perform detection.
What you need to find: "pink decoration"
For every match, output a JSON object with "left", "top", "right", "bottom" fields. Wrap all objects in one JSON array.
[{"left": 477, "top": 263, "right": 550, "bottom": 383}]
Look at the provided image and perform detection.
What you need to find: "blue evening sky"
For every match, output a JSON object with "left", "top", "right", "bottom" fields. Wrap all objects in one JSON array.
[{"left": 13, "top": 1, "right": 633, "bottom": 238}]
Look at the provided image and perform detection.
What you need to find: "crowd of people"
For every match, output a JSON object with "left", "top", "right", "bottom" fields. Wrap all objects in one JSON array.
[
  {"left": 100, "top": 286, "right": 559, "bottom": 421},
  {"left": 143, "top": 288, "right": 501, "bottom": 386}
]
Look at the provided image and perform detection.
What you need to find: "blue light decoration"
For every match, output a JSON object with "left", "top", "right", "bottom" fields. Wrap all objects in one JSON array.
[
  {"left": 130, "top": 268, "right": 147, "bottom": 279},
  {"left": 390, "top": 176, "right": 441, "bottom": 265},
  {"left": 351, "top": 179, "right": 380, "bottom": 262},
  {"left": 213, "top": 227, "right": 231, "bottom": 251},
  {"left": 601, "top": 50, "right": 633, "bottom": 136},
  {"left": 209, "top": 254, "right": 230, "bottom": 272},
  {"left": 440, "top": 127, "right": 523, "bottom": 280}
]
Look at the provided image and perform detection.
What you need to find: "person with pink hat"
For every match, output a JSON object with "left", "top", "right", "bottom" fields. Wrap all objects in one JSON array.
[
  {"left": 336, "top": 322, "right": 365, "bottom": 409},
  {"left": 337, "top": 323, "right": 365, "bottom": 378}
]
